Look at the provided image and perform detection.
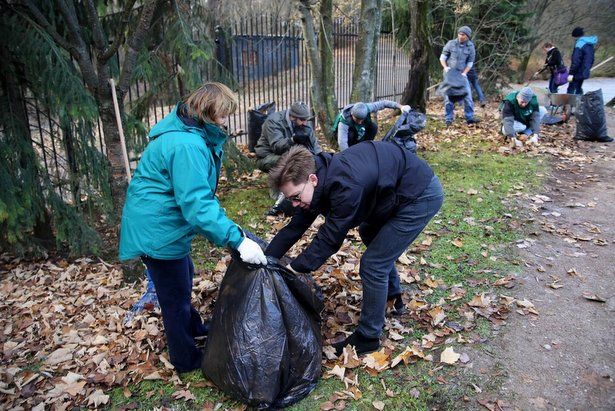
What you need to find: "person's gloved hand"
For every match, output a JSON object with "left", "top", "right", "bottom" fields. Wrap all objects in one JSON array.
[
  {"left": 461, "top": 72, "right": 467, "bottom": 77},
  {"left": 567, "top": 74, "right": 574, "bottom": 83},
  {"left": 400, "top": 105, "right": 411, "bottom": 113},
  {"left": 529, "top": 134, "right": 539, "bottom": 144},
  {"left": 443, "top": 66, "right": 450, "bottom": 73},
  {"left": 522, "top": 128, "right": 533, "bottom": 136},
  {"left": 237, "top": 237, "right": 267, "bottom": 265},
  {"left": 292, "top": 125, "right": 312, "bottom": 146}
]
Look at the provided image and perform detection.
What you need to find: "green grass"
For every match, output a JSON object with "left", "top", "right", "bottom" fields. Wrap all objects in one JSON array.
[{"left": 108, "top": 135, "right": 546, "bottom": 410}]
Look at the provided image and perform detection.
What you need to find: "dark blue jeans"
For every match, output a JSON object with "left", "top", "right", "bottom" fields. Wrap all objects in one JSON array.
[
  {"left": 357, "top": 175, "right": 444, "bottom": 338},
  {"left": 467, "top": 73, "right": 485, "bottom": 103},
  {"left": 567, "top": 78, "right": 584, "bottom": 95},
  {"left": 142, "top": 255, "right": 208, "bottom": 373},
  {"left": 548, "top": 74, "right": 559, "bottom": 93}
]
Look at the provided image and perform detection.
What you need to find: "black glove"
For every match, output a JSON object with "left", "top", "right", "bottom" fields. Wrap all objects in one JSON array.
[{"left": 292, "top": 125, "right": 312, "bottom": 146}]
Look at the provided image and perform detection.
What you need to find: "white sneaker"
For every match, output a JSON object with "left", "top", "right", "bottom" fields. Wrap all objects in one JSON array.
[
  {"left": 528, "top": 135, "right": 539, "bottom": 144},
  {"left": 511, "top": 137, "right": 523, "bottom": 148}
]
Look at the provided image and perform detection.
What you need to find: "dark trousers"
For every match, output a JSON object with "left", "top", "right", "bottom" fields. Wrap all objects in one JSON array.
[
  {"left": 548, "top": 74, "right": 559, "bottom": 93},
  {"left": 142, "top": 255, "right": 208, "bottom": 373},
  {"left": 567, "top": 78, "right": 584, "bottom": 95},
  {"left": 349, "top": 121, "right": 378, "bottom": 147},
  {"left": 356, "top": 176, "right": 444, "bottom": 338}
]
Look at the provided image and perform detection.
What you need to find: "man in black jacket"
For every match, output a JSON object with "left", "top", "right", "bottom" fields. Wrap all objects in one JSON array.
[{"left": 265, "top": 142, "right": 444, "bottom": 355}]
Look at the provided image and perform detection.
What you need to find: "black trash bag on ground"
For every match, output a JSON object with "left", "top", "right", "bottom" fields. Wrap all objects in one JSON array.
[
  {"left": 382, "top": 110, "right": 426, "bottom": 153},
  {"left": 248, "top": 101, "right": 276, "bottom": 152},
  {"left": 438, "top": 69, "right": 468, "bottom": 100},
  {"left": 202, "top": 254, "right": 324, "bottom": 409},
  {"left": 575, "top": 89, "right": 609, "bottom": 141},
  {"left": 541, "top": 114, "right": 564, "bottom": 125}
]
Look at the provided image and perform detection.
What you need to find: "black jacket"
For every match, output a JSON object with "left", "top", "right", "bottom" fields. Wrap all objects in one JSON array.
[
  {"left": 266, "top": 141, "right": 435, "bottom": 273},
  {"left": 544, "top": 47, "right": 563, "bottom": 73}
]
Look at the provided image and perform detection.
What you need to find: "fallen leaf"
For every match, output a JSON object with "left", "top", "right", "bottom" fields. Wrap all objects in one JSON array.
[
  {"left": 372, "top": 400, "right": 385, "bottom": 410},
  {"left": 440, "top": 347, "right": 460, "bottom": 364},
  {"left": 87, "top": 389, "right": 109, "bottom": 407},
  {"left": 172, "top": 390, "right": 196, "bottom": 401},
  {"left": 582, "top": 292, "right": 606, "bottom": 303},
  {"left": 452, "top": 238, "right": 464, "bottom": 248}
]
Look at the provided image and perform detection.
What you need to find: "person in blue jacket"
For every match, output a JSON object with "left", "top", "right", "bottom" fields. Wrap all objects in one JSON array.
[
  {"left": 567, "top": 27, "right": 597, "bottom": 95},
  {"left": 265, "top": 142, "right": 444, "bottom": 355},
  {"left": 119, "top": 82, "right": 267, "bottom": 373}
]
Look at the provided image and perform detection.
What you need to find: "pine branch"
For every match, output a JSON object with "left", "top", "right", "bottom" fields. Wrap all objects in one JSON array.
[
  {"left": 17, "top": 0, "right": 73, "bottom": 55},
  {"left": 118, "top": 0, "right": 158, "bottom": 94}
]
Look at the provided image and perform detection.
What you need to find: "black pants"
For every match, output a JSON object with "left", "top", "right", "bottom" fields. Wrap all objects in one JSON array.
[
  {"left": 349, "top": 121, "right": 378, "bottom": 147},
  {"left": 142, "top": 255, "right": 208, "bottom": 373}
]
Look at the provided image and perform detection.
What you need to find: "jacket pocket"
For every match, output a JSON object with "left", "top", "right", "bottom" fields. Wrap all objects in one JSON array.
[{"left": 149, "top": 224, "right": 193, "bottom": 251}]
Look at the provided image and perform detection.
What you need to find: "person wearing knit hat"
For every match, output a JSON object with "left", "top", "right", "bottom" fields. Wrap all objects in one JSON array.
[
  {"left": 255, "top": 101, "right": 322, "bottom": 216},
  {"left": 440, "top": 26, "right": 480, "bottom": 126},
  {"left": 567, "top": 27, "right": 597, "bottom": 94},
  {"left": 332, "top": 100, "right": 410, "bottom": 151},
  {"left": 499, "top": 87, "right": 547, "bottom": 147}
]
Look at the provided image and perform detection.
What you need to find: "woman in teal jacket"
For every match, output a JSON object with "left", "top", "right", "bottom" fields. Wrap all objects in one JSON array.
[{"left": 119, "top": 82, "right": 266, "bottom": 373}]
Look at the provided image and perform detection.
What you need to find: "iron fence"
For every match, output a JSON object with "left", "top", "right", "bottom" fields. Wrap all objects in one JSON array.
[{"left": 24, "top": 15, "right": 411, "bottom": 205}]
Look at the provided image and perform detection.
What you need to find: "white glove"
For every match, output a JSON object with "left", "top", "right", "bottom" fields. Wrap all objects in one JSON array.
[
  {"left": 567, "top": 74, "right": 574, "bottom": 83},
  {"left": 237, "top": 238, "right": 267, "bottom": 265},
  {"left": 400, "top": 105, "right": 411, "bottom": 113},
  {"left": 461, "top": 72, "right": 467, "bottom": 77},
  {"left": 443, "top": 67, "right": 450, "bottom": 73},
  {"left": 529, "top": 134, "right": 539, "bottom": 144}
]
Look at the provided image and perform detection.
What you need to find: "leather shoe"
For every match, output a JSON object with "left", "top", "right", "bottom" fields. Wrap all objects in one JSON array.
[
  {"left": 595, "top": 136, "right": 613, "bottom": 143},
  {"left": 333, "top": 330, "right": 380, "bottom": 356}
]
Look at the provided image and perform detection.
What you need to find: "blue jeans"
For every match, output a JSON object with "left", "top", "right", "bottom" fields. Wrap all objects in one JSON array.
[
  {"left": 445, "top": 78, "right": 475, "bottom": 122},
  {"left": 468, "top": 74, "right": 485, "bottom": 103},
  {"left": 356, "top": 176, "right": 444, "bottom": 338},
  {"left": 567, "top": 78, "right": 584, "bottom": 95},
  {"left": 142, "top": 255, "right": 208, "bottom": 373}
]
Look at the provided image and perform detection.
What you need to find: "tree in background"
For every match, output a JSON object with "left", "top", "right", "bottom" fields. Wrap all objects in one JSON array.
[
  {"left": 1, "top": 1, "right": 219, "bottom": 256},
  {"left": 350, "top": 0, "right": 383, "bottom": 102},
  {"left": 400, "top": 0, "right": 430, "bottom": 112},
  {"left": 296, "top": 0, "right": 339, "bottom": 144}
]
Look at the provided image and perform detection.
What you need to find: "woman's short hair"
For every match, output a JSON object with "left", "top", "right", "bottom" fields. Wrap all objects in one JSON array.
[
  {"left": 543, "top": 42, "right": 554, "bottom": 48},
  {"left": 269, "top": 146, "right": 316, "bottom": 191},
  {"left": 183, "top": 82, "right": 238, "bottom": 123}
]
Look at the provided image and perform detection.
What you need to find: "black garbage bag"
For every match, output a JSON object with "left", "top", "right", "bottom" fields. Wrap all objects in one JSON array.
[
  {"left": 202, "top": 255, "right": 324, "bottom": 409},
  {"left": 575, "top": 89, "right": 609, "bottom": 141},
  {"left": 382, "top": 110, "right": 426, "bottom": 153},
  {"left": 248, "top": 101, "right": 276, "bottom": 152},
  {"left": 438, "top": 69, "right": 468, "bottom": 100}
]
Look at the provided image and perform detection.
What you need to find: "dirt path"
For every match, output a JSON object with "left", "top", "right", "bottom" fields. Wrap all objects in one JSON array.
[{"left": 465, "top": 111, "right": 615, "bottom": 410}]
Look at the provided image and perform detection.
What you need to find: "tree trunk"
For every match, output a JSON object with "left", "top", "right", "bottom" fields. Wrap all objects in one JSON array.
[
  {"left": 401, "top": 0, "right": 430, "bottom": 112},
  {"left": 296, "top": 0, "right": 339, "bottom": 144},
  {"left": 350, "top": 0, "right": 383, "bottom": 103}
]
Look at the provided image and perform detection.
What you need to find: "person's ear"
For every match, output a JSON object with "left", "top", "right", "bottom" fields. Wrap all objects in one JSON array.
[{"left": 308, "top": 173, "right": 318, "bottom": 186}]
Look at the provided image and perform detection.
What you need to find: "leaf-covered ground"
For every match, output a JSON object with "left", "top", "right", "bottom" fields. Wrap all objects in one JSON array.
[{"left": 0, "top": 101, "right": 603, "bottom": 410}]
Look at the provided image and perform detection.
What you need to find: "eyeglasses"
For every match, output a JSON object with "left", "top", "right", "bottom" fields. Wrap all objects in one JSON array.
[{"left": 285, "top": 182, "right": 307, "bottom": 203}]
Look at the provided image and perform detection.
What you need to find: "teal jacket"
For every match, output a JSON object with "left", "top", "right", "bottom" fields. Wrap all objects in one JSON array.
[{"left": 119, "top": 105, "right": 244, "bottom": 261}]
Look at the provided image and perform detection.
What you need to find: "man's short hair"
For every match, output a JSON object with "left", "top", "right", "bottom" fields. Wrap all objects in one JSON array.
[
  {"left": 269, "top": 145, "right": 315, "bottom": 191},
  {"left": 543, "top": 42, "right": 554, "bottom": 48}
]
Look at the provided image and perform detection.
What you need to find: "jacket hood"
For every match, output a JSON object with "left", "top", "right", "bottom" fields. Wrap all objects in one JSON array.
[
  {"left": 575, "top": 36, "right": 597, "bottom": 48},
  {"left": 148, "top": 104, "right": 228, "bottom": 147}
]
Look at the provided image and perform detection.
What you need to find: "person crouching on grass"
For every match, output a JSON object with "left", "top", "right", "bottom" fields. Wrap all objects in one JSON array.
[{"left": 264, "top": 142, "right": 444, "bottom": 355}]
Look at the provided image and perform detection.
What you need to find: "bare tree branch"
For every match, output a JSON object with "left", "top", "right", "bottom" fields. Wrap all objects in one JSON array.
[{"left": 118, "top": 0, "right": 158, "bottom": 93}]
